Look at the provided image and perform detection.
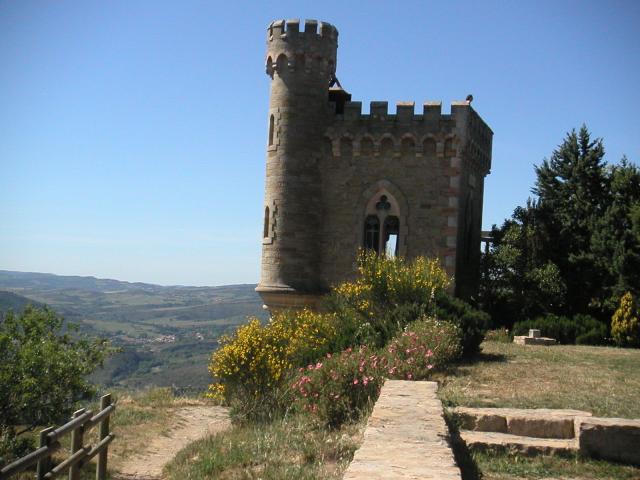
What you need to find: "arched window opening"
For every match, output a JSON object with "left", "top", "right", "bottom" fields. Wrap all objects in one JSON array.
[
  {"left": 363, "top": 191, "right": 401, "bottom": 256},
  {"left": 380, "top": 137, "right": 394, "bottom": 157},
  {"left": 401, "top": 137, "right": 415, "bottom": 158},
  {"left": 340, "top": 137, "right": 353, "bottom": 157},
  {"left": 364, "top": 215, "right": 380, "bottom": 253},
  {"left": 383, "top": 216, "right": 400, "bottom": 257},
  {"left": 263, "top": 206, "right": 270, "bottom": 238},
  {"left": 276, "top": 54, "right": 288, "bottom": 74},
  {"left": 360, "top": 137, "right": 374, "bottom": 156},
  {"left": 423, "top": 138, "right": 436, "bottom": 157},
  {"left": 444, "top": 138, "right": 455, "bottom": 156},
  {"left": 268, "top": 115, "right": 275, "bottom": 146}
]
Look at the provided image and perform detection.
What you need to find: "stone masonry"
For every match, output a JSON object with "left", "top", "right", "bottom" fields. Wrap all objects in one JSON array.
[
  {"left": 257, "top": 19, "right": 493, "bottom": 311},
  {"left": 343, "top": 380, "right": 461, "bottom": 479}
]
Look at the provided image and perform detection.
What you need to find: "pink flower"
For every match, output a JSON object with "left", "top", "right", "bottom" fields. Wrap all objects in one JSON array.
[
  {"left": 363, "top": 377, "right": 369, "bottom": 386},
  {"left": 315, "top": 362, "right": 323, "bottom": 369},
  {"left": 426, "top": 349, "right": 433, "bottom": 357},
  {"left": 353, "top": 379, "right": 359, "bottom": 385},
  {"left": 407, "top": 373, "right": 413, "bottom": 380},
  {"left": 427, "top": 364, "right": 433, "bottom": 370}
]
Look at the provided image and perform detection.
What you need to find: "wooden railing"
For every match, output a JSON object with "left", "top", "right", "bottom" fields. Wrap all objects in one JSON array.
[{"left": 0, "top": 394, "right": 116, "bottom": 480}]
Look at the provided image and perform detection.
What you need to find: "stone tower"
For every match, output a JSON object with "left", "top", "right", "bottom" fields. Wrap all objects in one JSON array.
[
  {"left": 255, "top": 20, "right": 339, "bottom": 310},
  {"left": 257, "top": 19, "right": 493, "bottom": 312}
]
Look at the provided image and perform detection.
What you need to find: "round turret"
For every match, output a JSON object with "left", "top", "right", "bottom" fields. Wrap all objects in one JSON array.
[{"left": 256, "top": 19, "right": 339, "bottom": 311}]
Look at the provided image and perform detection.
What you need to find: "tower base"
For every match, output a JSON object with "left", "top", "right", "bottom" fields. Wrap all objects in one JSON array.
[{"left": 255, "top": 285, "right": 323, "bottom": 313}]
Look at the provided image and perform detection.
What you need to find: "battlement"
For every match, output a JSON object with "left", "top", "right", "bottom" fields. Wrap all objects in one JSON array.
[
  {"left": 266, "top": 19, "right": 338, "bottom": 78},
  {"left": 325, "top": 100, "right": 493, "bottom": 175},
  {"left": 267, "top": 19, "right": 338, "bottom": 40}
]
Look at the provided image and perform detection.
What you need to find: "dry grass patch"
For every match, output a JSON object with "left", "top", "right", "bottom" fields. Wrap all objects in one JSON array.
[
  {"left": 439, "top": 341, "right": 640, "bottom": 418},
  {"left": 164, "top": 414, "right": 365, "bottom": 480}
]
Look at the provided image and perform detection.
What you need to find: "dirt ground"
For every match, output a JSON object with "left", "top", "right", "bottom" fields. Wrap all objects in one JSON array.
[{"left": 112, "top": 405, "right": 229, "bottom": 480}]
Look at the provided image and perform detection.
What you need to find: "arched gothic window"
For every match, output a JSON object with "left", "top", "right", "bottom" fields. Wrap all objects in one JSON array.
[{"left": 363, "top": 191, "right": 401, "bottom": 257}]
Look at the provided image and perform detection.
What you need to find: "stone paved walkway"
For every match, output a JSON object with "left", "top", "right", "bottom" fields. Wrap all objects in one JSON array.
[{"left": 343, "top": 380, "right": 461, "bottom": 479}]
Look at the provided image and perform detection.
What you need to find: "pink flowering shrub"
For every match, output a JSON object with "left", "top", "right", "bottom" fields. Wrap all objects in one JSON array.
[
  {"left": 291, "top": 346, "right": 386, "bottom": 427},
  {"left": 291, "top": 317, "right": 461, "bottom": 427},
  {"left": 383, "top": 317, "right": 461, "bottom": 380}
]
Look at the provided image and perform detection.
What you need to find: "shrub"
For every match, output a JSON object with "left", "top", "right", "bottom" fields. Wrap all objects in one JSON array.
[
  {"left": 208, "top": 309, "right": 337, "bottom": 419},
  {"left": 330, "top": 252, "right": 451, "bottom": 346},
  {"left": 612, "top": 292, "right": 640, "bottom": 347},
  {"left": 291, "top": 346, "right": 386, "bottom": 428},
  {"left": 354, "top": 250, "right": 450, "bottom": 308},
  {"left": 0, "top": 306, "right": 111, "bottom": 465},
  {"left": 513, "top": 313, "right": 607, "bottom": 345},
  {"left": 383, "top": 318, "right": 461, "bottom": 379},
  {"left": 290, "top": 317, "right": 462, "bottom": 428},
  {"left": 434, "top": 292, "right": 490, "bottom": 356}
]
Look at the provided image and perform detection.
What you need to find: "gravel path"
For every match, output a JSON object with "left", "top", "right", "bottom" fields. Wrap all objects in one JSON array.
[{"left": 113, "top": 405, "right": 230, "bottom": 480}]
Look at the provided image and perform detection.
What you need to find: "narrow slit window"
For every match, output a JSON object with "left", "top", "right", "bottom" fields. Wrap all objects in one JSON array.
[
  {"left": 364, "top": 215, "right": 380, "bottom": 253},
  {"left": 263, "top": 206, "right": 270, "bottom": 238},
  {"left": 268, "top": 115, "right": 275, "bottom": 146}
]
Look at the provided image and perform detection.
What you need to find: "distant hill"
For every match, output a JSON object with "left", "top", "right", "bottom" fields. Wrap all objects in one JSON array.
[
  {"left": 0, "top": 270, "right": 267, "bottom": 390},
  {"left": 0, "top": 290, "right": 43, "bottom": 315}
]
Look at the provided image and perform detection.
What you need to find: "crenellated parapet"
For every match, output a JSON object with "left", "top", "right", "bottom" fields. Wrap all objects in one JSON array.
[
  {"left": 324, "top": 100, "right": 492, "bottom": 175},
  {"left": 265, "top": 19, "right": 338, "bottom": 80}
]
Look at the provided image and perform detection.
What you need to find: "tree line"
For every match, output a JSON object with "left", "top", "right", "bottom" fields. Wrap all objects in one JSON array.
[{"left": 479, "top": 125, "right": 640, "bottom": 346}]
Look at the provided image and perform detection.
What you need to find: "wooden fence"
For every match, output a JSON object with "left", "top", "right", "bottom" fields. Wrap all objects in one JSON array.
[{"left": 0, "top": 394, "right": 116, "bottom": 480}]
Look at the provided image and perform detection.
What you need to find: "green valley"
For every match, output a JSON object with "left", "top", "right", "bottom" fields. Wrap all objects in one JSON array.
[{"left": 0, "top": 270, "right": 267, "bottom": 391}]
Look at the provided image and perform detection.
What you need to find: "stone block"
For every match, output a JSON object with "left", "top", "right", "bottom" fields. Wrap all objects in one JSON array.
[
  {"left": 508, "top": 415, "right": 575, "bottom": 439},
  {"left": 578, "top": 416, "right": 640, "bottom": 465}
]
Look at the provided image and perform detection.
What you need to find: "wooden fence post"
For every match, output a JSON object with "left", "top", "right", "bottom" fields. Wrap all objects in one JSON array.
[
  {"left": 68, "top": 408, "right": 86, "bottom": 480},
  {"left": 96, "top": 394, "right": 111, "bottom": 480},
  {"left": 36, "top": 427, "right": 54, "bottom": 480}
]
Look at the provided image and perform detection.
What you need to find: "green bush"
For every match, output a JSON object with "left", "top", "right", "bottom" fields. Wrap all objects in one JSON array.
[
  {"left": 513, "top": 313, "right": 607, "bottom": 345},
  {"left": 611, "top": 292, "right": 640, "bottom": 347},
  {"left": 434, "top": 292, "right": 490, "bottom": 356}
]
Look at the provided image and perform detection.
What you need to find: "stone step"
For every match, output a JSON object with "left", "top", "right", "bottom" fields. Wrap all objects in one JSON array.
[
  {"left": 460, "top": 430, "right": 578, "bottom": 457},
  {"left": 452, "top": 407, "right": 591, "bottom": 439}
]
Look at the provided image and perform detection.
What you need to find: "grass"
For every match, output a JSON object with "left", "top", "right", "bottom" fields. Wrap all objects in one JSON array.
[
  {"left": 474, "top": 451, "right": 640, "bottom": 480},
  {"left": 164, "top": 415, "right": 365, "bottom": 480},
  {"left": 439, "top": 340, "right": 640, "bottom": 418},
  {"left": 439, "top": 340, "right": 640, "bottom": 480}
]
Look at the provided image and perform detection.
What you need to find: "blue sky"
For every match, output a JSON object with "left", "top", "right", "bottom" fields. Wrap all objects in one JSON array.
[{"left": 1, "top": 1, "right": 639, "bottom": 286}]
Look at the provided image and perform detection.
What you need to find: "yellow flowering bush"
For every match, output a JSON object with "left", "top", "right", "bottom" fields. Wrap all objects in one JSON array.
[
  {"left": 336, "top": 250, "right": 449, "bottom": 310},
  {"left": 329, "top": 251, "right": 451, "bottom": 346},
  {"left": 612, "top": 292, "right": 640, "bottom": 347},
  {"left": 208, "top": 309, "right": 338, "bottom": 414}
]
